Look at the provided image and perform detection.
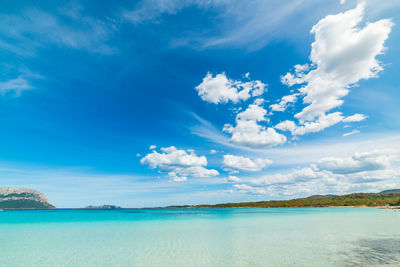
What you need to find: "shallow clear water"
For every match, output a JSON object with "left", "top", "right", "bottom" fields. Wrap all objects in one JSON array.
[{"left": 1, "top": 208, "right": 400, "bottom": 266}]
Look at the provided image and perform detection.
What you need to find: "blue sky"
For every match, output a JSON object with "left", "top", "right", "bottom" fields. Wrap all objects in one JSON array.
[{"left": 1, "top": 0, "right": 400, "bottom": 208}]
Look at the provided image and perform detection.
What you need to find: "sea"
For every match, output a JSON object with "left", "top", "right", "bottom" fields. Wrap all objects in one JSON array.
[{"left": 1, "top": 207, "right": 400, "bottom": 266}]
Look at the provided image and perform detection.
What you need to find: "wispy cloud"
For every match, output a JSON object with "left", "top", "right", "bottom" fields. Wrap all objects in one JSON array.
[
  {"left": 0, "top": 75, "right": 32, "bottom": 96},
  {"left": 0, "top": 70, "right": 41, "bottom": 96},
  {"left": 0, "top": 6, "right": 117, "bottom": 56},
  {"left": 123, "top": 0, "right": 341, "bottom": 50},
  {"left": 189, "top": 112, "right": 233, "bottom": 148},
  {"left": 123, "top": 0, "right": 196, "bottom": 24},
  {"left": 343, "top": 130, "right": 360, "bottom": 137}
]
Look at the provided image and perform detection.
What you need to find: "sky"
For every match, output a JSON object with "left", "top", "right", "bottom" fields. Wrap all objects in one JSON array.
[{"left": 1, "top": 0, "right": 400, "bottom": 208}]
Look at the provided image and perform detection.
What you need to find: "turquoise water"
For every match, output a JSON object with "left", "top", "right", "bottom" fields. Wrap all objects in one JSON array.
[{"left": 1, "top": 208, "right": 400, "bottom": 266}]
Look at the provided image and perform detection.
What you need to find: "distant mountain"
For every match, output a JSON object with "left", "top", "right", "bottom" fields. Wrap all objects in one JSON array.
[
  {"left": 380, "top": 189, "right": 400, "bottom": 194},
  {"left": 0, "top": 187, "right": 55, "bottom": 209},
  {"left": 84, "top": 205, "right": 122, "bottom": 209}
]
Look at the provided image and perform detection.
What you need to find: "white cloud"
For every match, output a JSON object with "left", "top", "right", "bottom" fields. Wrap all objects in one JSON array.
[
  {"left": 274, "top": 120, "right": 297, "bottom": 134},
  {"left": 0, "top": 6, "right": 116, "bottom": 55},
  {"left": 141, "top": 146, "right": 206, "bottom": 168},
  {"left": 236, "top": 101, "right": 266, "bottom": 121},
  {"left": 343, "top": 113, "right": 367, "bottom": 123},
  {"left": 233, "top": 148, "right": 400, "bottom": 197},
  {"left": 316, "top": 149, "right": 398, "bottom": 174},
  {"left": 193, "top": 3, "right": 391, "bottom": 146},
  {"left": 0, "top": 70, "right": 42, "bottom": 96},
  {"left": 281, "top": 64, "right": 310, "bottom": 87},
  {"left": 343, "top": 130, "right": 360, "bottom": 137},
  {"left": 166, "top": 166, "right": 219, "bottom": 182},
  {"left": 275, "top": 112, "right": 367, "bottom": 136},
  {"left": 258, "top": 133, "right": 400, "bottom": 168},
  {"left": 141, "top": 146, "right": 219, "bottom": 181},
  {"left": 269, "top": 93, "right": 299, "bottom": 112},
  {"left": 223, "top": 154, "right": 272, "bottom": 172},
  {"left": 124, "top": 0, "right": 333, "bottom": 51},
  {"left": 123, "top": 0, "right": 193, "bottom": 23},
  {"left": 149, "top": 145, "right": 157, "bottom": 150},
  {"left": 170, "top": 176, "right": 187, "bottom": 182},
  {"left": 252, "top": 166, "right": 324, "bottom": 186},
  {"left": 0, "top": 75, "right": 32, "bottom": 96},
  {"left": 210, "top": 149, "right": 218, "bottom": 154},
  {"left": 192, "top": 3, "right": 393, "bottom": 154},
  {"left": 276, "top": 112, "right": 344, "bottom": 136},
  {"left": 223, "top": 102, "right": 286, "bottom": 147},
  {"left": 279, "top": 2, "right": 393, "bottom": 134},
  {"left": 234, "top": 167, "right": 400, "bottom": 197},
  {"left": 233, "top": 184, "right": 267, "bottom": 195},
  {"left": 224, "top": 175, "right": 240, "bottom": 182},
  {"left": 195, "top": 72, "right": 266, "bottom": 104}
]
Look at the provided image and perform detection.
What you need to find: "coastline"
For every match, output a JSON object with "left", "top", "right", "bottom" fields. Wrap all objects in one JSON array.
[
  {"left": 2, "top": 190, "right": 400, "bottom": 210},
  {"left": 2, "top": 205, "right": 400, "bottom": 211}
]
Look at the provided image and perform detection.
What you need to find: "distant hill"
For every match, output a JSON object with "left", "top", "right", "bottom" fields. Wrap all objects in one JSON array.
[
  {"left": 305, "top": 194, "right": 338, "bottom": 199},
  {"left": 165, "top": 190, "right": 400, "bottom": 209},
  {"left": 380, "top": 189, "right": 400, "bottom": 194},
  {"left": 0, "top": 187, "right": 55, "bottom": 209}
]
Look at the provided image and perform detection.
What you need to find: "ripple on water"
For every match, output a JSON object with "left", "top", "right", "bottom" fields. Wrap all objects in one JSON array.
[{"left": 338, "top": 238, "right": 400, "bottom": 266}]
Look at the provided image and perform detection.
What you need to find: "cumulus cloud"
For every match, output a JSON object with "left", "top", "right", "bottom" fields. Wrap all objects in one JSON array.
[
  {"left": 223, "top": 101, "right": 286, "bottom": 146},
  {"left": 223, "top": 154, "right": 272, "bottom": 172},
  {"left": 195, "top": 72, "right": 266, "bottom": 104},
  {"left": 224, "top": 175, "right": 240, "bottom": 182},
  {"left": 232, "top": 148, "right": 400, "bottom": 196},
  {"left": 233, "top": 184, "right": 267, "bottom": 195},
  {"left": 192, "top": 3, "right": 392, "bottom": 150},
  {"left": 149, "top": 145, "right": 157, "bottom": 150},
  {"left": 141, "top": 146, "right": 219, "bottom": 181},
  {"left": 269, "top": 93, "right": 299, "bottom": 113},
  {"left": 210, "top": 149, "right": 218, "bottom": 154},
  {"left": 316, "top": 149, "right": 398, "bottom": 174},
  {"left": 252, "top": 166, "right": 325, "bottom": 186},
  {"left": 279, "top": 2, "right": 393, "bottom": 134},
  {"left": 276, "top": 112, "right": 344, "bottom": 136},
  {"left": 343, "top": 114, "right": 367, "bottom": 123},
  {"left": 235, "top": 166, "right": 400, "bottom": 196}
]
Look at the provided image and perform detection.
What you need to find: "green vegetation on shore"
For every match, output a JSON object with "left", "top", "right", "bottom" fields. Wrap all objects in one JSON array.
[
  {"left": 0, "top": 187, "right": 55, "bottom": 209},
  {"left": 2, "top": 187, "right": 400, "bottom": 210},
  {"left": 165, "top": 190, "right": 400, "bottom": 208},
  {"left": 0, "top": 199, "right": 54, "bottom": 209}
]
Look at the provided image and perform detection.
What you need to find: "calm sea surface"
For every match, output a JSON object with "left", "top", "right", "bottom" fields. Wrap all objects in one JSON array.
[{"left": 1, "top": 207, "right": 400, "bottom": 266}]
